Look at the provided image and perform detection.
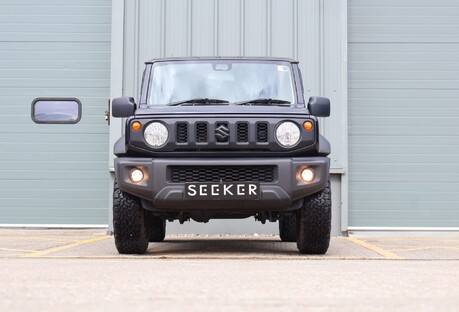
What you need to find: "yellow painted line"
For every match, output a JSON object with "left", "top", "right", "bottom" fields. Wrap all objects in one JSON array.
[
  {"left": 346, "top": 237, "right": 404, "bottom": 260},
  {"left": 22, "top": 236, "right": 110, "bottom": 258},
  {"left": 0, "top": 247, "right": 36, "bottom": 253},
  {"left": 390, "top": 246, "right": 459, "bottom": 252}
]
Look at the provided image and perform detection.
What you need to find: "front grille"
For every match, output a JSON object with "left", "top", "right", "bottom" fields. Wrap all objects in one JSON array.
[
  {"left": 174, "top": 121, "right": 269, "bottom": 145},
  {"left": 196, "top": 123, "right": 208, "bottom": 143},
  {"left": 176, "top": 123, "right": 188, "bottom": 143},
  {"left": 256, "top": 122, "right": 268, "bottom": 143},
  {"left": 170, "top": 166, "right": 276, "bottom": 183},
  {"left": 237, "top": 122, "right": 249, "bottom": 143}
]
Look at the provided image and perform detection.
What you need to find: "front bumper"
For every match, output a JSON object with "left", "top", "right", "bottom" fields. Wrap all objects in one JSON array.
[{"left": 115, "top": 157, "right": 330, "bottom": 212}]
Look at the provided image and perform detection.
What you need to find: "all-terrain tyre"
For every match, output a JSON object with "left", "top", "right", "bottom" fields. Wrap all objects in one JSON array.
[
  {"left": 147, "top": 212, "right": 166, "bottom": 242},
  {"left": 296, "top": 180, "right": 331, "bottom": 254},
  {"left": 279, "top": 214, "right": 296, "bottom": 242},
  {"left": 113, "top": 181, "right": 149, "bottom": 254}
]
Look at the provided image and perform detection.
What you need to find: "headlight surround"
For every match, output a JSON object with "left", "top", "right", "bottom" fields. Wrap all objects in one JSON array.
[
  {"left": 144, "top": 122, "right": 169, "bottom": 148},
  {"left": 276, "top": 121, "right": 301, "bottom": 147}
]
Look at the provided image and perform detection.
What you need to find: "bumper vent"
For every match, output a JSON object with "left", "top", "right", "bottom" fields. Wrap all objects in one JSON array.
[{"left": 170, "top": 166, "right": 276, "bottom": 183}]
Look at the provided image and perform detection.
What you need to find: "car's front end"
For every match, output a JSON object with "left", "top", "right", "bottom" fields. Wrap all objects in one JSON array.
[{"left": 111, "top": 57, "right": 332, "bottom": 255}]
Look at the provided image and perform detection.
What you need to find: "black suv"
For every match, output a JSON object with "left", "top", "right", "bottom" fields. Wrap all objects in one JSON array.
[{"left": 111, "top": 57, "right": 332, "bottom": 254}]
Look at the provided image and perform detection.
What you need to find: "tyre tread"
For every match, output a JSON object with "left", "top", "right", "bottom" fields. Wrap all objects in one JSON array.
[
  {"left": 113, "top": 181, "right": 149, "bottom": 254},
  {"left": 297, "top": 180, "right": 332, "bottom": 254}
]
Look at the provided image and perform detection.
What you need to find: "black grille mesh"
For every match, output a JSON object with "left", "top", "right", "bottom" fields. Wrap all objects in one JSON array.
[
  {"left": 172, "top": 121, "right": 270, "bottom": 144},
  {"left": 196, "top": 123, "right": 208, "bottom": 143},
  {"left": 256, "top": 122, "right": 268, "bottom": 143},
  {"left": 170, "top": 166, "right": 275, "bottom": 183},
  {"left": 176, "top": 123, "right": 188, "bottom": 143},
  {"left": 237, "top": 123, "right": 249, "bottom": 143}
]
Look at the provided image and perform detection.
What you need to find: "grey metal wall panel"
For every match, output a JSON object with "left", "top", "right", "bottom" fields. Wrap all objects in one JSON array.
[
  {"left": 348, "top": 0, "right": 459, "bottom": 227},
  {"left": 0, "top": 0, "right": 111, "bottom": 225}
]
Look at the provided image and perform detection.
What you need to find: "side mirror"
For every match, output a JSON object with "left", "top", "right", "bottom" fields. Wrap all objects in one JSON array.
[
  {"left": 307, "top": 96, "right": 330, "bottom": 117},
  {"left": 31, "top": 98, "right": 82, "bottom": 124},
  {"left": 112, "top": 97, "right": 136, "bottom": 118}
]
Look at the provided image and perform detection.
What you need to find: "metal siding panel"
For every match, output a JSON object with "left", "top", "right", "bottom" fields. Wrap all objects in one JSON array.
[
  {"left": 270, "top": 0, "right": 294, "bottom": 57},
  {"left": 123, "top": 0, "right": 140, "bottom": 101},
  {"left": 322, "top": 0, "right": 344, "bottom": 170},
  {"left": 243, "top": 0, "right": 268, "bottom": 56},
  {"left": 0, "top": 1, "right": 111, "bottom": 225},
  {"left": 164, "top": 0, "right": 190, "bottom": 57},
  {"left": 191, "top": 0, "right": 215, "bottom": 55},
  {"left": 138, "top": 0, "right": 163, "bottom": 60},
  {"left": 348, "top": 0, "right": 459, "bottom": 227},
  {"left": 297, "top": 0, "right": 320, "bottom": 98},
  {"left": 217, "top": 0, "right": 242, "bottom": 55}
]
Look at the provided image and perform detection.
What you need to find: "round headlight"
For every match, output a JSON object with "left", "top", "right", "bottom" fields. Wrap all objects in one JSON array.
[
  {"left": 276, "top": 121, "right": 301, "bottom": 147},
  {"left": 144, "top": 122, "right": 169, "bottom": 147}
]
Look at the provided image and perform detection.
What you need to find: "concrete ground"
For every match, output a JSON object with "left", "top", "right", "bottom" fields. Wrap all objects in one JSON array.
[{"left": 1, "top": 229, "right": 459, "bottom": 311}]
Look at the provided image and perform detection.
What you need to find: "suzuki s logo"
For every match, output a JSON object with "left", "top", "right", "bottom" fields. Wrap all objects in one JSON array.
[{"left": 215, "top": 124, "right": 230, "bottom": 142}]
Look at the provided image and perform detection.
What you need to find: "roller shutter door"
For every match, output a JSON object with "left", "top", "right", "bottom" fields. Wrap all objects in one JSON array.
[
  {"left": 348, "top": 0, "right": 459, "bottom": 227},
  {"left": 0, "top": 1, "right": 111, "bottom": 225}
]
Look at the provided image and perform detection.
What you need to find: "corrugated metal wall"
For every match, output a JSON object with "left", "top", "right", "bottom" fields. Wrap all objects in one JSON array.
[
  {"left": 0, "top": 0, "right": 111, "bottom": 225},
  {"left": 119, "top": 0, "right": 347, "bottom": 234},
  {"left": 348, "top": 0, "right": 459, "bottom": 227}
]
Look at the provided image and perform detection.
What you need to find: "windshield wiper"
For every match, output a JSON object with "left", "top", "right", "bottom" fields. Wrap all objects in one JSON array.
[
  {"left": 167, "top": 98, "right": 229, "bottom": 106},
  {"left": 233, "top": 98, "right": 291, "bottom": 106}
]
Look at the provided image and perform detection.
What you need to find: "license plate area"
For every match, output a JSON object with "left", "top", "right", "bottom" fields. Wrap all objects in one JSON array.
[{"left": 185, "top": 182, "right": 260, "bottom": 200}]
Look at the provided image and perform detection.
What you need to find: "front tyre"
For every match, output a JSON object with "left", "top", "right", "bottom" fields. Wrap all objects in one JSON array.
[
  {"left": 296, "top": 180, "right": 331, "bottom": 254},
  {"left": 113, "top": 181, "right": 149, "bottom": 254}
]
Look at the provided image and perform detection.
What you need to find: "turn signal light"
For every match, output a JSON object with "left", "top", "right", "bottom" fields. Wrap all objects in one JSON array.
[
  {"left": 131, "top": 121, "right": 141, "bottom": 132},
  {"left": 303, "top": 121, "right": 313, "bottom": 131}
]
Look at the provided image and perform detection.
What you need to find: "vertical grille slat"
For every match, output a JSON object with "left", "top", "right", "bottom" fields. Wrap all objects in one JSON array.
[
  {"left": 237, "top": 122, "right": 249, "bottom": 143},
  {"left": 256, "top": 122, "right": 268, "bottom": 143},
  {"left": 176, "top": 123, "right": 188, "bottom": 143},
  {"left": 196, "top": 122, "right": 208, "bottom": 143}
]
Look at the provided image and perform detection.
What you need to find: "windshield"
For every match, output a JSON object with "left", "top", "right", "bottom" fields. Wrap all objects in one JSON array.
[{"left": 148, "top": 61, "right": 296, "bottom": 106}]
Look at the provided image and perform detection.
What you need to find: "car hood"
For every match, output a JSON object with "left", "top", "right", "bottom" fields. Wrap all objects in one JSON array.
[{"left": 134, "top": 105, "right": 309, "bottom": 117}]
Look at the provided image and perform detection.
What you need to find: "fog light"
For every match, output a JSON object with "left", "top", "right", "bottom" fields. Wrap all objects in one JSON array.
[
  {"left": 129, "top": 168, "right": 144, "bottom": 183},
  {"left": 300, "top": 168, "right": 315, "bottom": 182}
]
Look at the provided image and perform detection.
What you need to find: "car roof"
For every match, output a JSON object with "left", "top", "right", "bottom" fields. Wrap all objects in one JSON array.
[{"left": 145, "top": 56, "right": 298, "bottom": 64}]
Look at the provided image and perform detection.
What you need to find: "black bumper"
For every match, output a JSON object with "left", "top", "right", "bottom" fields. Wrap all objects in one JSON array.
[{"left": 115, "top": 157, "right": 330, "bottom": 212}]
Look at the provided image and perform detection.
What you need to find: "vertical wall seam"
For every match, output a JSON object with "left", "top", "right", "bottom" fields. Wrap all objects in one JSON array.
[
  {"left": 134, "top": 0, "right": 140, "bottom": 98},
  {"left": 267, "top": 0, "right": 271, "bottom": 56},
  {"left": 319, "top": 0, "right": 324, "bottom": 97},
  {"left": 240, "top": 0, "right": 245, "bottom": 56},
  {"left": 293, "top": 0, "right": 298, "bottom": 60},
  {"left": 214, "top": 0, "right": 219, "bottom": 55},
  {"left": 161, "top": 0, "right": 165, "bottom": 57},
  {"left": 187, "top": 0, "right": 192, "bottom": 56}
]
